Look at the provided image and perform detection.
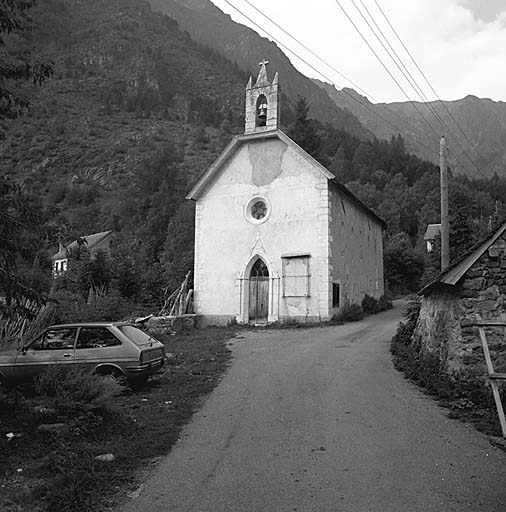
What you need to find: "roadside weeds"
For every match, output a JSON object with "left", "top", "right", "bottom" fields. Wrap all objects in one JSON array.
[{"left": 0, "top": 327, "right": 236, "bottom": 512}]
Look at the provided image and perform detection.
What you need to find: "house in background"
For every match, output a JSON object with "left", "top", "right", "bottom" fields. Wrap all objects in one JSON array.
[
  {"left": 51, "top": 230, "right": 113, "bottom": 276},
  {"left": 423, "top": 223, "right": 441, "bottom": 253},
  {"left": 415, "top": 219, "right": 506, "bottom": 379},
  {"left": 187, "top": 62, "right": 385, "bottom": 326}
]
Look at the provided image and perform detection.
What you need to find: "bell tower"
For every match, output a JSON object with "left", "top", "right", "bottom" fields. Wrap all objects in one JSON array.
[{"left": 245, "top": 60, "right": 280, "bottom": 134}]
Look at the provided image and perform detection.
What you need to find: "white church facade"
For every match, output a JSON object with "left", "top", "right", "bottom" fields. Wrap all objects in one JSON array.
[{"left": 187, "top": 63, "right": 385, "bottom": 326}]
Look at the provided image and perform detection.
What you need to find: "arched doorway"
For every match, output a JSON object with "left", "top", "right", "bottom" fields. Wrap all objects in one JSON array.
[{"left": 249, "top": 258, "right": 269, "bottom": 323}]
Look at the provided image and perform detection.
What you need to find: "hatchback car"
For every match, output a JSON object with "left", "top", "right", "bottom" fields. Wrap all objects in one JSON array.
[{"left": 0, "top": 322, "right": 166, "bottom": 388}]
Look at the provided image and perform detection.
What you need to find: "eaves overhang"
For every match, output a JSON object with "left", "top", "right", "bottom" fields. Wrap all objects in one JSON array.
[{"left": 419, "top": 220, "right": 506, "bottom": 296}]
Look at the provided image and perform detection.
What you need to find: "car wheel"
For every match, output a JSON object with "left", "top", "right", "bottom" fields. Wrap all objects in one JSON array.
[{"left": 95, "top": 367, "right": 127, "bottom": 387}]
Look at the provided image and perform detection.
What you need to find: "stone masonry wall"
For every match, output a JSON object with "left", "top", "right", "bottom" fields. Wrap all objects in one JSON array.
[{"left": 414, "top": 236, "right": 506, "bottom": 381}]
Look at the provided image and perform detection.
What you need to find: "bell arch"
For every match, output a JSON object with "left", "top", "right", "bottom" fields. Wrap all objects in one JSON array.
[{"left": 256, "top": 94, "right": 268, "bottom": 127}]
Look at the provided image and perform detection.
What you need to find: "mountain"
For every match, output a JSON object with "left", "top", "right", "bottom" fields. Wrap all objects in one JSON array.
[
  {"left": 1, "top": 0, "right": 250, "bottom": 227},
  {"left": 145, "top": 0, "right": 373, "bottom": 140},
  {"left": 315, "top": 80, "right": 506, "bottom": 178}
]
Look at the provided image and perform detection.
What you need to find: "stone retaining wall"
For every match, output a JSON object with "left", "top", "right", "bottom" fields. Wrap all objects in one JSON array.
[
  {"left": 414, "top": 236, "right": 506, "bottom": 380},
  {"left": 146, "top": 314, "right": 196, "bottom": 335}
]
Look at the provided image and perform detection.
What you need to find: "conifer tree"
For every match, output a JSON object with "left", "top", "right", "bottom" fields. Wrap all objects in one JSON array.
[
  {"left": 0, "top": 0, "right": 53, "bottom": 119},
  {"left": 287, "top": 95, "right": 321, "bottom": 159}
]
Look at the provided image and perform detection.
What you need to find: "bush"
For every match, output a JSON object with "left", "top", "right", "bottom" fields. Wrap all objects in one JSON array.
[
  {"left": 377, "top": 294, "right": 393, "bottom": 311},
  {"left": 34, "top": 365, "right": 123, "bottom": 412},
  {"left": 331, "top": 302, "right": 364, "bottom": 324},
  {"left": 54, "top": 288, "right": 138, "bottom": 323},
  {"left": 361, "top": 294, "right": 379, "bottom": 314}
]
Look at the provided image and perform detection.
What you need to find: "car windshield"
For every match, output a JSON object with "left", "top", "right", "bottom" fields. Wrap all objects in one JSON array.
[{"left": 117, "top": 325, "right": 155, "bottom": 346}]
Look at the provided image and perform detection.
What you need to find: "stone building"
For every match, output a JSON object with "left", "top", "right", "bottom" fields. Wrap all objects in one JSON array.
[
  {"left": 187, "top": 62, "right": 385, "bottom": 326},
  {"left": 416, "top": 220, "right": 506, "bottom": 377}
]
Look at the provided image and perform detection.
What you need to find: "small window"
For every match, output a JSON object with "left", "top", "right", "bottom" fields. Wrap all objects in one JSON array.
[
  {"left": 332, "top": 283, "right": 340, "bottom": 308},
  {"left": 76, "top": 327, "right": 121, "bottom": 349},
  {"left": 31, "top": 328, "right": 77, "bottom": 350},
  {"left": 282, "top": 256, "right": 310, "bottom": 297},
  {"left": 117, "top": 325, "right": 154, "bottom": 346},
  {"left": 245, "top": 196, "right": 270, "bottom": 224},
  {"left": 251, "top": 200, "right": 267, "bottom": 220}
]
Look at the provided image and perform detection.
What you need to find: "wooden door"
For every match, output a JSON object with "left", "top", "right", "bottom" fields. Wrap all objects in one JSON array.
[{"left": 249, "top": 259, "right": 269, "bottom": 322}]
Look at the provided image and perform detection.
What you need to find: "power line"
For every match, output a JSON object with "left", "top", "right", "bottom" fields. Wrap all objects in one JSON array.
[
  {"left": 243, "top": 0, "right": 446, "bottom": 151},
  {"left": 353, "top": 0, "right": 450, "bottom": 134},
  {"left": 372, "top": 0, "right": 491, "bottom": 179},
  {"left": 228, "top": 0, "right": 492, "bottom": 180},
  {"left": 240, "top": 0, "right": 437, "bottom": 145},
  {"left": 351, "top": 0, "right": 486, "bottom": 180},
  {"left": 221, "top": 0, "right": 438, "bottom": 156},
  {"left": 242, "top": 0, "right": 373, "bottom": 100},
  {"left": 333, "top": 0, "right": 441, "bottom": 141}
]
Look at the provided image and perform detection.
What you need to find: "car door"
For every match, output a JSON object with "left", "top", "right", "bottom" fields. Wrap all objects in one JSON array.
[
  {"left": 14, "top": 327, "right": 77, "bottom": 382},
  {"left": 75, "top": 326, "right": 124, "bottom": 373}
]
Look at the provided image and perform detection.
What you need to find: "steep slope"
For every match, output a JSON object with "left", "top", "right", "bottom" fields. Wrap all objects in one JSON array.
[
  {"left": 316, "top": 80, "right": 506, "bottom": 178},
  {"left": 145, "top": 0, "right": 373, "bottom": 140},
  {"left": 0, "top": 0, "right": 249, "bottom": 235}
]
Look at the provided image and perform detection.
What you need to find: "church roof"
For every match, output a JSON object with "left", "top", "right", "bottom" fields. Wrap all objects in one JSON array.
[{"left": 186, "top": 129, "right": 386, "bottom": 229}]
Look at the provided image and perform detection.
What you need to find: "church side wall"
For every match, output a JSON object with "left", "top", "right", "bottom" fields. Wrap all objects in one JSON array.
[
  {"left": 193, "top": 139, "right": 330, "bottom": 326},
  {"left": 329, "top": 187, "right": 384, "bottom": 311}
]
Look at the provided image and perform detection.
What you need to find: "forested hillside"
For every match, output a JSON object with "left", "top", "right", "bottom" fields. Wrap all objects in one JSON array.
[
  {"left": 145, "top": 0, "right": 372, "bottom": 140},
  {"left": 3, "top": 0, "right": 506, "bottom": 320},
  {"left": 1, "top": 0, "right": 255, "bottom": 302},
  {"left": 286, "top": 96, "right": 506, "bottom": 291}
]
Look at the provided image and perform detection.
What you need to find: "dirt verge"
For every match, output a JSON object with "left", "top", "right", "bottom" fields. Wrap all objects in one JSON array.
[{"left": 0, "top": 327, "right": 236, "bottom": 512}]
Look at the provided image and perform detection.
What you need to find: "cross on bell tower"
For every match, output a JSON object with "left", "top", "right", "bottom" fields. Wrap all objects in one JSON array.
[{"left": 244, "top": 59, "right": 280, "bottom": 134}]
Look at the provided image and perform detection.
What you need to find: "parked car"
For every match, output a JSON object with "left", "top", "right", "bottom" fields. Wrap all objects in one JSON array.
[{"left": 0, "top": 322, "right": 166, "bottom": 389}]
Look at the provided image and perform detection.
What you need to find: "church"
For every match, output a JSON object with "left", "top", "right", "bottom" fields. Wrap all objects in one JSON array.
[{"left": 187, "top": 62, "right": 385, "bottom": 326}]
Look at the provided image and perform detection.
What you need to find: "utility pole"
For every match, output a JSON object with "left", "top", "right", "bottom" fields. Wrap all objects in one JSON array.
[{"left": 440, "top": 136, "right": 449, "bottom": 271}]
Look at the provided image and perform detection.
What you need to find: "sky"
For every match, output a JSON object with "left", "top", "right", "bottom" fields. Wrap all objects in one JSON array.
[{"left": 210, "top": 0, "right": 506, "bottom": 104}]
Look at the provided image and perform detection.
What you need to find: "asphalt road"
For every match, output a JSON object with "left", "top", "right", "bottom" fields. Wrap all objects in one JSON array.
[{"left": 121, "top": 303, "right": 506, "bottom": 511}]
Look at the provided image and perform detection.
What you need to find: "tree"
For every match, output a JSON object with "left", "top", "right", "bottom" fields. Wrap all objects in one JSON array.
[
  {"left": 287, "top": 96, "right": 321, "bottom": 159},
  {"left": 384, "top": 232, "right": 425, "bottom": 293},
  {"left": 0, "top": 0, "right": 53, "bottom": 119},
  {"left": 0, "top": 176, "right": 55, "bottom": 315}
]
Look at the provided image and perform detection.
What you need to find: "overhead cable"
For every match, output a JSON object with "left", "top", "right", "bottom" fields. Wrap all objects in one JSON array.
[
  {"left": 372, "top": 0, "right": 491, "bottom": 178},
  {"left": 353, "top": 0, "right": 450, "bottom": 133},
  {"left": 333, "top": 0, "right": 441, "bottom": 141},
  {"left": 240, "top": 0, "right": 435, "bottom": 144},
  {"left": 221, "top": 0, "right": 438, "bottom": 156}
]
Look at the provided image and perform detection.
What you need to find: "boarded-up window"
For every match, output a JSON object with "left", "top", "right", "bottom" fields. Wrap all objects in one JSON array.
[{"left": 282, "top": 256, "right": 310, "bottom": 297}]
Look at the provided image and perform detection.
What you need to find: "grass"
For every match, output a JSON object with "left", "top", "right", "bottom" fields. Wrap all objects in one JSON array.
[{"left": 0, "top": 327, "right": 236, "bottom": 512}]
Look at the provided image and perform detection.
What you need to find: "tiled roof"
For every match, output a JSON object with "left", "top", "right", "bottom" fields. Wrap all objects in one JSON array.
[
  {"left": 419, "top": 220, "right": 506, "bottom": 295},
  {"left": 424, "top": 223, "right": 441, "bottom": 240},
  {"left": 51, "top": 230, "right": 112, "bottom": 260}
]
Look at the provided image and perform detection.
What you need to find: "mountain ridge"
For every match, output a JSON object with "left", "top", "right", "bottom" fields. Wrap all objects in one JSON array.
[
  {"left": 315, "top": 80, "right": 506, "bottom": 178},
  {"left": 145, "top": 0, "right": 374, "bottom": 141}
]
